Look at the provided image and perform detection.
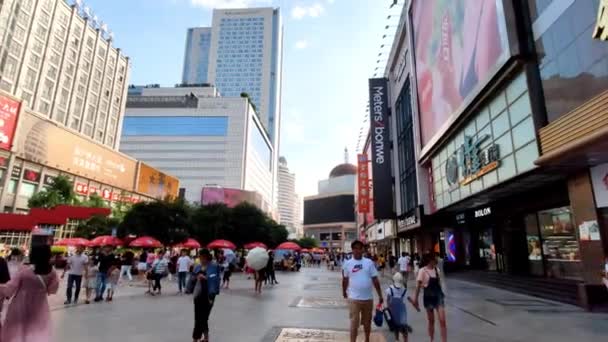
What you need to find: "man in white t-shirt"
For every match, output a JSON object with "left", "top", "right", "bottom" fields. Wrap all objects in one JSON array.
[
  {"left": 62, "top": 247, "right": 89, "bottom": 305},
  {"left": 177, "top": 250, "right": 193, "bottom": 294},
  {"left": 342, "top": 240, "right": 383, "bottom": 342},
  {"left": 398, "top": 252, "right": 410, "bottom": 278}
]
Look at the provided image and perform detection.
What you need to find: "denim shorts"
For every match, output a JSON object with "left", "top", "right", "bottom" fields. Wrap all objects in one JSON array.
[{"left": 423, "top": 293, "right": 445, "bottom": 310}]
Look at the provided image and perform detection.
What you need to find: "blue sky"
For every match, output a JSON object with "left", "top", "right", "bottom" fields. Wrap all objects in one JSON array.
[{"left": 85, "top": 0, "right": 398, "bottom": 196}]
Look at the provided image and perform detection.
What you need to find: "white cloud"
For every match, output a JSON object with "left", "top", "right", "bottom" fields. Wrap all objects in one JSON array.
[
  {"left": 291, "top": 3, "right": 325, "bottom": 19},
  {"left": 295, "top": 40, "right": 309, "bottom": 49},
  {"left": 190, "top": 0, "right": 270, "bottom": 9}
]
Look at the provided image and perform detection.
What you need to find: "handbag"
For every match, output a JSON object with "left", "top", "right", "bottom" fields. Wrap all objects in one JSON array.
[{"left": 373, "top": 303, "right": 384, "bottom": 327}]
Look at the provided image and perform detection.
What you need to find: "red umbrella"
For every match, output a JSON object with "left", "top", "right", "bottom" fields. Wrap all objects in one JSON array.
[
  {"left": 300, "top": 248, "right": 310, "bottom": 253},
  {"left": 176, "top": 238, "right": 201, "bottom": 249},
  {"left": 129, "top": 236, "right": 163, "bottom": 248},
  {"left": 55, "top": 238, "right": 90, "bottom": 247},
  {"left": 276, "top": 242, "right": 301, "bottom": 251},
  {"left": 311, "top": 247, "right": 324, "bottom": 254},
  {"left": 244, "top": 242, "right": 267, "bottom": 249},
  {"left": 89, "top": 235, "right": 123, "bottom": 247},
  {"left": 207, "top": 239, "right": 236, "bottom": 250}
]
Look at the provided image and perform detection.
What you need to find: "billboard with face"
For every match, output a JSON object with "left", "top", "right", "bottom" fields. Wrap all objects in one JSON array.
[
  {"left": 412, "top": 0, "right": 510, "bottom": 150},
  {"left": 0, "top": 94, "right": 21, "bottom": 151}
]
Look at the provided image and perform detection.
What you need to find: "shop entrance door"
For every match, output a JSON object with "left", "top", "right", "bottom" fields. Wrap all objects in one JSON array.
[{"left": 477, "top": 225, "right": 505, "bottom": 272}]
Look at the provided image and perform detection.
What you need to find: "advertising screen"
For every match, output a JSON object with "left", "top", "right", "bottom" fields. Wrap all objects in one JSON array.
[
  {"left": 201, "top": 187, "right": 263, "bottom": 208},
  {"left": 412, "top": 0, "right": 509, "bottom": 149},
  {"left": 137, "top": 162, "right": 179, "bottom": 200},
  {"left": 13, "top": 111, "right": 137, "bottom": 189},
  {"left": 303, "top": 195, "right": 356, "bottom": 225},
  {"left": 0, "top": 94, "right": 21, "bottom": 151}
]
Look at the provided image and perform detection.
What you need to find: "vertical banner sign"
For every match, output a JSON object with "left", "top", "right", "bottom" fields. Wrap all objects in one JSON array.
[
  {"left": 357, "top": 154, "right": 370, "bottom": 213},
  {"left": 0, "top": 95, "right": 21, "bottom": 151},
  {"left": 368, "top": 78, "right": 394, "bottom": 219}
]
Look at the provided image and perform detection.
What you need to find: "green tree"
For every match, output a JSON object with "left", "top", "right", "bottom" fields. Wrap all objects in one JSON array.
[
  {"left": 294, "top": 236, "right": 318, "bottom": 249},
  {"left": 28, "top": 175, "right": 79, "bottom": 208},
  {"left": 82, "top": 193, "right": 108, "bottom": 208},
  {"left": 74, "top": 215, "right": 119, "bottom": 239},
  {"left": 118, "top": 199, "right": 191, "bottom": 246}
]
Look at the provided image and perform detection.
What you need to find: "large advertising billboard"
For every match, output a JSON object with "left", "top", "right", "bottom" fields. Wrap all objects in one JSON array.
[
  {"left": 0, "top": 94, "right": 21, "bottom": 151},
  {"left": 14, "top": 111, "right": 137, "bottom": 190},
  {"left": 304, "top": 195, "right": 356, "bottom": 225},
  {"left": 368, "top": 78, "right": 394, "bottom": 219},
  {"left": 201, "top": 187, "right": 263, "bottom": 209},
  {"left": 136, "top": 162, "right": 179, "bottom": 200},
  {"left": 412, "top": 0, "right": 510, "bottom": 150}
]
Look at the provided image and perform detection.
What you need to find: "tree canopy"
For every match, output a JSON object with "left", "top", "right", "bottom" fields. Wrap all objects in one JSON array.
[
  {"left": 28, "top": 175, "right": 79, "bottom": 208},
  {"left": 293, "top": 236, "right": 318, "bottom": 249}
]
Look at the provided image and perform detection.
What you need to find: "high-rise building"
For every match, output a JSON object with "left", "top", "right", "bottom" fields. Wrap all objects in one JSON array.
[
  {"left": 0, "top": 0, "right": 130, "bottom": 149},
  {"left": 277, "top": 156, "right": 299, "bottom": 237},
  {"left": 120, "top": 85, "right": 275, "bottom": 208},
  {"left": 181, "top": 27, "right": 211, "bottom": 85},
  {"left": 182, "top": 8, "right": 283, "bottom": 145}
]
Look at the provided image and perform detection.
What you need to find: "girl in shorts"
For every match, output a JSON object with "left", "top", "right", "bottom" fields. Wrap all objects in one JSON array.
[
  {"left": 84, "top": 259, "right": 98, "bottom": 304},
  {"left": 413, "top": 253, "right": 447, "bottom": 342},
  {"left": 106, "top": 264, "right": 120, "bottom": 301}
]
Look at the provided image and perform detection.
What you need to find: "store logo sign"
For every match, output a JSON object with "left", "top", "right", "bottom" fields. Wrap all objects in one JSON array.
[
  {"left": 474, "top": 207, "right": 492, "bottom": 218},
  {"left": 593, "top": 0, "right": 608, "bottom": 40},
  {"left": 446, "top": 135, "right": 500, "bottom": 187}
]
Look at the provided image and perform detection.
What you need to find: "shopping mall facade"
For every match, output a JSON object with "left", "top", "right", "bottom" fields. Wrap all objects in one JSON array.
[{"left": 362, "top": 0, "right": 608, "bottom": 308}]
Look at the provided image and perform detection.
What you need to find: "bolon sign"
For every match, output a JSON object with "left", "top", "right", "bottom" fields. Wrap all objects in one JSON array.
[{"left": 368, "top": 78, "right": 394, "bottom": 219}]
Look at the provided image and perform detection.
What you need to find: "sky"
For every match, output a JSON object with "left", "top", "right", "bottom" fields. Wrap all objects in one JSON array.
[{"left": 84, "top": 0, "right": 399, "bottom": 196}]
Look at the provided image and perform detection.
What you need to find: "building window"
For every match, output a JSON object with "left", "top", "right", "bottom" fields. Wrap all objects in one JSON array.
[
  {"left": 395, "top": 79, "right": 418, "bottom": 214},
  {"left": 122, "top": 116, "right": 229, "bottom": 136},
  {"left": 19, "top": 183, "right": 37, "bottom": 198},
  {"left": 7, "top": 180, "right": 17, "bottom": 194}
]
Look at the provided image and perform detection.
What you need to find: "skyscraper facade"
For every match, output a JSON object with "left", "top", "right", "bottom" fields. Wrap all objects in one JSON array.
[
  {"left": 182, "top": 7, "right": 283, "bottom": 145},
  {"left": 181, "top": 27, "right": 211, "bottom": 85},
  {"left": 277, "top": 157, "right": 299, "bottom": 237},
  {"left": 0, "top": 0, "right": 130, "bottom": 149}
]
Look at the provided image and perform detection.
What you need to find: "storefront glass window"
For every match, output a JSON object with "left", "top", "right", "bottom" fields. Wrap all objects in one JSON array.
[
  {"left": 525, "top": 213, "right": 544, "bottom": 276},
  {"left": 7, "top": 180, "right": 17, "bottom": 194},
  {"left": 18, "top": 183, "right": 36, "bottom": 198},
  {"left": 538, "top": 207, "right": 582, "bottom": 280}
]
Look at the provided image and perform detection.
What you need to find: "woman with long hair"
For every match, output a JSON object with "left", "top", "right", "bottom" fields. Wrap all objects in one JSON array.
[
  {"left": 0, "top": 245, "right": 59, "bottom": 342},
  {"left": 413, "top": 253, "right": 447, "bottom": 342}
]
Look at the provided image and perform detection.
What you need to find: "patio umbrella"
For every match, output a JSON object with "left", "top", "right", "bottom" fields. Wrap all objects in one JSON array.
[
  {"left": 207, "top": 239, "right": 236, "bottom": 250},
  {"left": 55, "top": 238, "right": 90, "bottom": 247},
  {"left": 244, "top": 242, "right": 267, "bottom": 250},
  {"left": 129, "top": 236, "right": 163, "bottom": 248},
  {"left": 246, "top": 247, "right": 269, "bottom": 271},
  {"left": 89, "top": 235, "right": 123, "bottom": 247},
  {"left": 276, "top": 241, "right": 301, "bottom": 251},
  {"left": 176, "top": 238, "right": 201, "bottom": 249},
  {"left": 300, "top": 248, "right": 310, "bottom": 253},
  {"left": 311, "top": 248, "right": 324, "bottom": 254}
]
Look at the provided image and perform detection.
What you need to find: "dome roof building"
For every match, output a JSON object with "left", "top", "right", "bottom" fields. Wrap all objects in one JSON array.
[{"left": 329, "top": 163, "right": 357, "bottom": 178}]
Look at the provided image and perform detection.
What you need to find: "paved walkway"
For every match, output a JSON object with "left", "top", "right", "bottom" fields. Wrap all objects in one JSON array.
[{"left": 50, "top": 267, "right": 608, "bottom": 341}]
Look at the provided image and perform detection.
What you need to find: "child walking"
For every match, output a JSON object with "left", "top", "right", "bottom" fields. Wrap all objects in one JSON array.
[
  {"left": 106, "top": 264, "right": 120, "bottom": 301},
  {"left": 385, "top": 272, "right": 417, "bottom": 341},
  {"left": 84, "top": 259, "right": 98, "bottom": 304}
]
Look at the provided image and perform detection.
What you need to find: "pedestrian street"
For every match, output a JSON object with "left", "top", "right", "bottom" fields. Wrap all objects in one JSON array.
[{"left": 51, "top": 267, "right": 608, "bottom": 342}]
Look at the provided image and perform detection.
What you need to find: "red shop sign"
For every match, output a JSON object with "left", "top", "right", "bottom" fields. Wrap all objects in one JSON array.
[
  {"left": 0, "top": 95, "right": 20, "bottom": 151},
  {"left": 75, "top": 182, "right": 89, "bottom": 195}
]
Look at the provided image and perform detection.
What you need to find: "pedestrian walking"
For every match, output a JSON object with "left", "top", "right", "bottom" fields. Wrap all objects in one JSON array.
[
  {"left": 413, "top": 253, "right": 447, "bottom": 342},
  {"left": 178, "top": 250, "right": 193, "bottom": 294},
  {"left": 0, "top": 245, "right": 59, "bottom": 342},
  {"left": 94, "top": 246, "right": 115, "bottom": 302},
  {"left": 106, "top": 263, "right": 120, "bottom": 301},
  {"left": 7, "top": 248, "right": 23, "bottom": 279},
  {"left": 192, "top": 249, "right": 221, "bottom": 342},
  {"left": 137, "top": 249, "right": 148, "bottom": 281},
  {"left": 388, "top": 252, "right": 396, "bottom": 271},
  {"left": 398, "top": 252, "right": 410, "bottom": 280},
  {"left": 0, "top": 256, "right": 11, "bottom": 337},
  {"left": 61, "top": 246, "right": 88, "bottom": 305},
  {"left": 84, "top": 258, "right": 98, "bottom": 304},
  {"left": 342, "top": 240, "right": 384, "bottom": 342},
  {"left": 149, "top": 251, "right": 169, "bottom": 296},
  {"left": 385, "top": 272, "right": 415, "bottom": 342},
  {"left": 266, "top": 251, "right": 278, "bottom": 285},
  {"left": 119, "top": 250, "right": 134, "bottom": 283}
]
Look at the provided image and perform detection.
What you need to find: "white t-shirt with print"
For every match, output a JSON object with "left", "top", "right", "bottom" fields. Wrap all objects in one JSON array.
[
  {"left": 397, "top": 256, "right": 410, "bottom": 271},
  {"left": 177, "top": 256, "right": 192, "bottom": 273},
  {"left": 342, "top": 257, "right": 378, "bottom": 300},
  {"left": 67, "top": 254, "right": 89, "bottom": 276}
]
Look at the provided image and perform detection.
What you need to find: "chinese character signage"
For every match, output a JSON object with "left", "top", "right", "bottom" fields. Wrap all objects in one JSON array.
[
  {"left": 13, "top": 110, "right": 137, "bottom": 190},
  {"left": 446, "top": 135, "right": 500, "bottom": 188},
  {"left": 357, "top": 154, "right": 370, "bottom": 213},
  {"left": 75, "top": 182, "right": 89, "bottom": 195},
  {"left": 43, "top": 175, "right": 55, "bottom": 186},
  {"left": 0, "top": 94, "right": 21, "bottom": 151},
  {"left": 368, "top": 78, "right": 395, "bottom": 219},
  {"left": 136, "top": 162, "right": 179, "bottom": 200}
]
